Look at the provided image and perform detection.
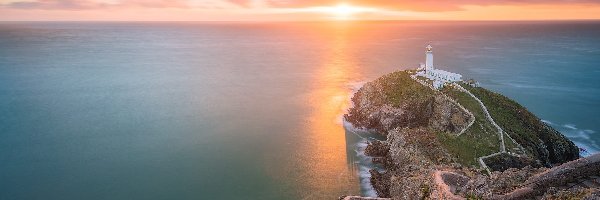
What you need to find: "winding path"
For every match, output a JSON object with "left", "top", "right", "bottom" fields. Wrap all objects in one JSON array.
[
  {"left": 410, "top": 72, "right": 527, "bottom": 174},
  {"left": 453, "top": 83, "right": 506, "bottom": 153},
  {"left": 410, "top": 75, "right": 475, "bottom": 136},
  {"left": 452, "top": 83, "right": 529, "bottom": 174}
]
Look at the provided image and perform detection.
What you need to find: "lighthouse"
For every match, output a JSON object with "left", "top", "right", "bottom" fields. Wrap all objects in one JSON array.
[
  {"left": 425, "top": 44, "right": 433, "bottom": 72},
  {"left": 416, "top": 44, "right": 462, "bottom": 89}
]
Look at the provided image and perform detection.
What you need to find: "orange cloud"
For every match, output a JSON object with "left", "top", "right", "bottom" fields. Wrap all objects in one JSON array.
[
  {"left": 1, "top": 0, "right": 600, "bottom": 20},
  {"left": 5, "top": 0, "right": 600, "bottom": 11},
  {"left": 2, "top": 0, "right": 193, "bottom": 10},
  {"left": 229, "top": 0, "right": 600, "bottom": 11},
  {"left": 5, "top": 0, "right": 105, "bottom": 10}
]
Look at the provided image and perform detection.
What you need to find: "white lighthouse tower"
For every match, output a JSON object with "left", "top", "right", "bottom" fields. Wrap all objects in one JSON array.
[
  {"left": 416, "top": 44, "right": 463, "bottom": 89},
  {"left": 425, "top": 44, "right": 434, "bottom": 72}
]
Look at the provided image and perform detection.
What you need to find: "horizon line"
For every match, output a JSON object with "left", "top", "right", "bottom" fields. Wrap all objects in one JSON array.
[{"left": 2, "top": 19, "right": 600, "bottom": 23}]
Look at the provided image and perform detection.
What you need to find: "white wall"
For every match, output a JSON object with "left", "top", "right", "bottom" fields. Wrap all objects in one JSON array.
[{"left": 426, "top": 52, "right": 433, "bottom": 69}]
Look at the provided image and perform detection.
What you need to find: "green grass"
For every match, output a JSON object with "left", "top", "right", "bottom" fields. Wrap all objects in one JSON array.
[
  {"left": 435, "top": 131, "right": 498, "bottom": 166},
  {"left": 373, "top": 72, "right": 568, "bottom": 166},
  {"left": 415, "top": 76, "right": 433, "bottom": 85},
  {"left": 458, "top": 83, "right": 578, "bottom": 163},
  {"left": 375, "top": 72, "right": 501, "bottom": 166},
  {"left": 503, "top": 132, "right": 522, "bottom": 154},
  {"left": 460, "top": 83, "right": 535, "bottom": 145},
  {"left": 435, "top": 85, "right": 503, "bottom": 166},
  {"left": 377, "top": 71, "right": 434, "bottom": 107}
]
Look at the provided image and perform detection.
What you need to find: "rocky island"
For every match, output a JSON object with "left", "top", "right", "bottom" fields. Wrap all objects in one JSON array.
[{"left": 342, "top": 70, "right": 600, "bottom": 199}]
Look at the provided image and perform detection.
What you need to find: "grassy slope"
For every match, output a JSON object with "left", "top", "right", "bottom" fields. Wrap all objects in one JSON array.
[
  {"left": 439, "top": 86, "right": 501, "bottom": 166},
  {"left": 460, "top": 83, "right": 578, "bottom": 164},
  {"left": 378, "top": 71, "right": 502, "bottom": 166},
  {"left": 372, "top": 71, "right": 574, "bottom": 167},
  {"left": 377, "top": 71, "right": 433, "bottom": 107}
]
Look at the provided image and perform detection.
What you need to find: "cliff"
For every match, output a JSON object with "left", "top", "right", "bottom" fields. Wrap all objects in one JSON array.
[
  {"left": 346, "top": 71, "right": 471, "bottom": 137},
  {"left": 343, "top": 70, "right": 594, "bottom": 199}
]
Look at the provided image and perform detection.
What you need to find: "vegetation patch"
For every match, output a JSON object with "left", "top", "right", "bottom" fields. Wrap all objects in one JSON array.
[
  {"left": 460, "top": 83, "right": 579, "bottom": 165},
  {"left": 436, "top": 86, "right": 502, "bottom": 166},
  {"left": 376, "top": 71, "right": 433, "bottom": 107}
]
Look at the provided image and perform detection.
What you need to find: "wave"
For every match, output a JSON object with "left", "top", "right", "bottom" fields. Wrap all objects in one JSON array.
[
  {"left": 348, "top": 81, "right": 367, "bottom": 94},
  {"left": 345, "top": 118, "right": 388, "bottom": 197},
  {"left": 355, "top": 137, "right": 378, "bottom": 197},
  {"left": 503, "top": 82, "right": 580, "bottom": 93},
  {"left": 335, "top": 81, "right": 368, "bottom": 126},
  {"left": 340, "top": 81, "right": 377, "bottom": 197},
  {"left": 563, "top": 124, "right": 577, "bottom": 130},
  {"left": 531, "top": 119, "right": 598, "bottom": 157},
  {"left": 343, "top": 80, "right": 382, "bottom": 197},
  {"left": 551, "top": 122, "right": 600, "bottom": 156}
]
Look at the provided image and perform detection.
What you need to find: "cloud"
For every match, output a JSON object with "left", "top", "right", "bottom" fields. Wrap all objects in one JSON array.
[
  {"left": 2, "top": 0, "right": 193, "bottom": 10},
  {"left": 229, "top": 0, "right": 600, "bottom": 11},
  {"left": 5, "top": 0, "right": 104, "bottom": 10},
  {"left": 3, "top": 0, "right": 600, "bottom": 11},
  {"left": 119, "top": 0, "right": 191, "bottom": 8}
]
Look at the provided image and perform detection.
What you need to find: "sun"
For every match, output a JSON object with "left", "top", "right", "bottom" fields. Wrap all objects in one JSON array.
[
  {"left": 329, "top": 3, "right": 376, "bottom": 20},
  {"left": 331, "top": 3, "right": 355, "bottom": 18},
  {"left": 307, "top": 3, "right": 378, "bottom": 20}
]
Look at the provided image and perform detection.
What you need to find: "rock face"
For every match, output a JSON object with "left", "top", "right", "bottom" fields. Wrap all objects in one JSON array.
[
  {"left": 482, "top": 153, "right": 542, "bottom": 172},
  {"left": 345, "top": 71, "right": 470, "bottom": 136},
  {"left": 344, "top": 71, "right": 585, "bottom": 199},
  {"left": 428, "top": 95, "right": 471, "bottom": 134},
  {"left": 467, "top": 154, "right": 600, "bottom": 199},
  {"left": 383, "top": 128, "right": 453, "bottom": 199}
]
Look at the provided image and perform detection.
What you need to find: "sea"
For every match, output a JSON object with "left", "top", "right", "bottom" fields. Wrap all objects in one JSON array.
[{"left": 1, "top": 21, "right": 599, "bottom": 199}]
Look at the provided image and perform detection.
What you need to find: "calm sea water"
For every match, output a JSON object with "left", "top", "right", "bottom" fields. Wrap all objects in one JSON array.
[{"left": 1, "top": 21, "right": 599, "bottom": 199}]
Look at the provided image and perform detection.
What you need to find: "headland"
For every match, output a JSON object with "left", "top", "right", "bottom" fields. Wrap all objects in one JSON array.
[{"left": 341, "top": 45, "right": 599, "bottom": 199}]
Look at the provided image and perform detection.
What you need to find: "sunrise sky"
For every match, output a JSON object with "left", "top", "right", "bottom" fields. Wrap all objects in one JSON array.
[{"left": 2, "top": 0, "right": 600, "bottom": 21}]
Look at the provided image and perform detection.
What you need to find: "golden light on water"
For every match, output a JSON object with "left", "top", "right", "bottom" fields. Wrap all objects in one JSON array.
[{"left": 298, "top": 24, "right": 361, "bottom": 198}]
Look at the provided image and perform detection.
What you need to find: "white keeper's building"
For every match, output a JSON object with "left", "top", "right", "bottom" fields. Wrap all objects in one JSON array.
[{"left": 416, "top": 45, "right": 462, "bottom": 89}]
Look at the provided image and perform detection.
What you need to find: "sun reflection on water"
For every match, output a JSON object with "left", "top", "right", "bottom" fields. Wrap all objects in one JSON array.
[{"left": 298, "top": 24, "right": 362, "bottom": 198}]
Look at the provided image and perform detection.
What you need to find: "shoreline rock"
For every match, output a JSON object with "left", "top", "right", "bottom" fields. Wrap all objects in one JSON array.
[{"left": 344, "top": 70, "right": 593, "bottom": 199}]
